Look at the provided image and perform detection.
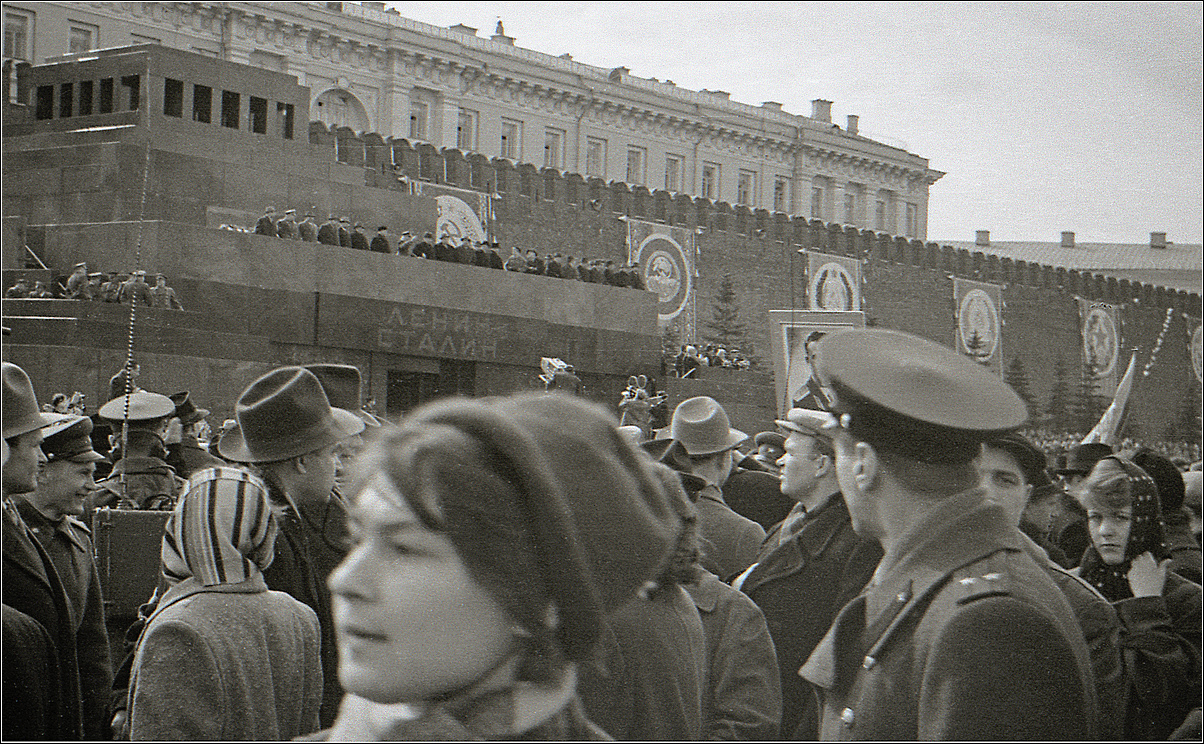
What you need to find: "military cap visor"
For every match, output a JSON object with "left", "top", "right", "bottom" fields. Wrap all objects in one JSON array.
[
  {"left": 98, "top": 391, "right": 177, "bottom": 422},
  {"left": 817, "top": 329, "right": 1026, "bottom": 463},
  {"left": 41, "top": 415, "right": 107, "bottom": 463}
]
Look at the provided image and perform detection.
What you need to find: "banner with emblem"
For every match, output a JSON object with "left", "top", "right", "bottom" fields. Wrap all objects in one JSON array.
[
  {"left": 953, "top": 279, "right": 1003, "bottom": 375},
  {"left": 626, "top": 218, "right": 695, "bottom": 334},
  {"left": 412, "top": 183, "right": 493, "bottom": 244},
  {"left": 803, "top": 251, "right": 861, "bottom": 312},
  {"left": 1077, "top": 297, "right": 1122, "bottom": 396}
]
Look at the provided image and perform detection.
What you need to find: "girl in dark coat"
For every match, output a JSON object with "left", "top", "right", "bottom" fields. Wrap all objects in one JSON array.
[
  {"left": 1074, "top": 455, "right": 1203, "bottom": 740},
  {"left": 320, "top": 393, "right": 681, "bottom": 740}
]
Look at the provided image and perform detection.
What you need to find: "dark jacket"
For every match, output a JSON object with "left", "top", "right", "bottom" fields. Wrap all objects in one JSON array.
[
  {"left": 92, "top": 456, "right": 181, "bottom": 511},
  {"left": 1111, "top": 571, "right": 1202, "bottom": 739},
  {"left": 164, "top": 441, "right": 226, "bottom": 480},
  {"left": 1163, "top": 508, "right": 1203, "bottom": 585},
  {"left": 350, "top": 228, "right": 370, "bottom": 251},
  {"left": 723, "top": 467, "right": 794, "bottom": 532},
  {"left": 298, "top": 218, "right": 318, "bottom": 242},
  {"left": 2, "top": 503, "right": 83, "bottom": 739},
  {"left": 254, "top": 214, "right": 276, "bottom": 235},
  {"left": 15, "top": 500, "right": 114, "bottom": 740},
  {"left": 338, "top": 224, "right": 352, "bottom": 247},
  {"left": 800, "top": 490, "right": 1098, "bottom": 740},
  {"left": 686, "top": 570, "right": 781, "bottom": 740},
  {"left": 276, "top": 217, "right": 297, "bottom": 240},
  {"left": 369, "top": 233, "right": 392, "bottom": 254},
  {"left": 316, "top": 220, "right": 340, "bottom": 246},
  {"left": 261, "top": 491, "right": 350, "bottom": 729},
  {"left": 739, "top": 494, "right": 881, "bottom": 738},
  {"left": 578, "top": 585, "right": 706, "bottom": 740},
  {"left": 695, "top": 484, "right": 765, "bottom": 582},
  {"left": 3, "top": 603, "right": 64, "bottom": 740}
]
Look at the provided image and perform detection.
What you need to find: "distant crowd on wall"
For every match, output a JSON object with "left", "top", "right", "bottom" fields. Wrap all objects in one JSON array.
[
  {"left": 5, "top": 262, "right": 183, "bottom": 309},
  {"left": 226, "top": 205, "right": 648, "bottom": 288},
  {"left": 1027, "top": 427, "right": 1202, "bottom": 470},
  {"left": 669, "top": 343, "right": 754, "bottom": 377}
]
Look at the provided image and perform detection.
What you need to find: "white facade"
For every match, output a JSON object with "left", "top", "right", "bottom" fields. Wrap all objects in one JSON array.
[{"left": 4, "top": 1, "right": 945, "bottom": 238}]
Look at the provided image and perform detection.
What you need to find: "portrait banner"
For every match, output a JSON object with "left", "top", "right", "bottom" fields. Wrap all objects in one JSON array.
[
  {"left": 1078, "top": 297, "right": 1121, "bottom": 395},
  {"left": 413, "top": 183, "right": 492, "bottom": 244},
  {"left": 627, "top": 218, "right": 695, "bottom": 331},
  {"left": 804, "top": 251, "right": 862, "bottom": 312},
  {"left": 953, "top": 278, "right": 1003, "bottom": 375},
  {"left": 768, "top": 310, "right": 865, "bottom": 417}
]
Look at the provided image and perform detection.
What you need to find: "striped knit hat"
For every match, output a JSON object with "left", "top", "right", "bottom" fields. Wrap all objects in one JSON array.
[{"left": 161, "top": 466, "right": 278, "bottom": 587}]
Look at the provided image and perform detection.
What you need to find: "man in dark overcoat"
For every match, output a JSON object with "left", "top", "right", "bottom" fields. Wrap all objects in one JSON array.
[
  {"left": 369, "top": 226, "right": 391, "bottom": 253},
  {"left": 736, "top": 408, "right": 882, "bottom": 739},
  {"left": 275, "top": 208, "right": 298, "bottom": 239},
  {"left": 253, "top": 205, "right": 276, "bottom": 235},
  {"left": 15, "top": 415, "right": 114, "bottom": 739},
  {"left": 317, "top": 214, "right": 340, "bottom": 246},
  {"left": 298, "top": 212, "right": 319, "bottom": 242},
  {"left": 798, "top": 328, "right": 1098, "bottom": 740},
  {"left": 2, "top": 362, "right": 83, "bottom": 739},
  {"left": 337, "top": 218, "right": 352, "bottom": 248},
  {"left": 350, "top": 222, "right": 370, "bottom": 251},
  {"left": 163, "top": 391, "right": 224, "bottom": 479}
]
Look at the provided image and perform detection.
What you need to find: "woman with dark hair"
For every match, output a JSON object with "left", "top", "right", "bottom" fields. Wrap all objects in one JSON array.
[
  {"left": 320, "top": 392, "right": 681, "bottom": 740},
  {"left": 1074, "top": 456, "right": 1202, "bottom": 739}
]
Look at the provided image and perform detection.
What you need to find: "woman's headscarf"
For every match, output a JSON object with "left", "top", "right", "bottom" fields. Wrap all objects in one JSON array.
[
  {"left": 1077, "top": 455, "right": 1169, "bottom": 601},
  {"left": 161, "top": 466, "right": 278, "bottom": 586}
]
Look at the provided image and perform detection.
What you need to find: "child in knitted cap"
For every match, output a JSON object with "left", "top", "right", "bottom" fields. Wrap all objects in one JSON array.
[{"left": 324, "top": 392, "right": 681, "bottom": 740}]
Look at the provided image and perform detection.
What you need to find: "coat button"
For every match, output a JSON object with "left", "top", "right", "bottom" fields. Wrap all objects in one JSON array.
[
  {"left": 862, "top": 655, "right": 876, "bottom": 670},
  {"left": 840, "top": 707, "right": 855, "bottom": 727}
]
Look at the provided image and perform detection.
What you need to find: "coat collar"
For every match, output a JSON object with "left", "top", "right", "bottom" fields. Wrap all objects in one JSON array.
[
  {"left": 744, "top": 492, "right": 852, "bottom": 590},
  {"left": 14, "top": 497, "right": 90, "bottom": 553},
  {"left": 148, "top": 574, "right": 269, "bottom": 625},
  {"left": 2, "top": 500, "right": 54, "bottom": 591}
]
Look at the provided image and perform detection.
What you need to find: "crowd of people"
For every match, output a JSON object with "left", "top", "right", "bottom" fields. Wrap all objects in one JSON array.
[
  {"left": 233, "top": 205, "right": 648, "bottom": 289},
  {"left": 669, "top": 343, "right": 755, "bottom": 377},
  {"left": 5, "top": 263, "right": 183, "bottom": 310},
  {"left": 2, "top": 324, "right": 1200, "bottom": 741}
]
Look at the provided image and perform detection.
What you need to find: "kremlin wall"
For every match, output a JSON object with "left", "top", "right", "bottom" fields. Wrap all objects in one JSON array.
[{"left": 2, "top": 45, "right": 1200, "bottom": 441}]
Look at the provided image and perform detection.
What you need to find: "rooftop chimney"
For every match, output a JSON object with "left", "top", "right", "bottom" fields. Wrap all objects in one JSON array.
[
  {"left": 846, "top": 114, "right": 859, "bottom": 135},
  {"left": 449, "top": 23, "right": 477, "bottom": 35},
  {"left": 608, "top": 66, "right": 629, "bottom": 83},
  {"left": 363, "top": 1, "right": 385, "bottom": 10},
  {"left": 1150, "top": 231, "right": 1167, "bottom": 249},
  {"left": 975, "top": 230, "right": 990, "bottom": 247},
  {"left": 761, "top": 101, "right": 783, "bottom": 111},
  {"left": 1061, "top": 231, "right": 1075, "bottom": 248},
  {"left": 811, "top": 99, "right": 832, "bottom": 123}
]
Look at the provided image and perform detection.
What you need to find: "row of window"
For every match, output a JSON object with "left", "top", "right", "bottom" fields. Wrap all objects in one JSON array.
[
  {"left": 810, "top": 186, "right": 919, "bottom": 237},
  {"left": 422, "top": 104, "right": 793, "bottom": 210},
  {"left": 33, "top": 75, "right": 295, "bottom": 139},
  {"left": 4, "top": 7, "right": 158, "bottom": 63}
]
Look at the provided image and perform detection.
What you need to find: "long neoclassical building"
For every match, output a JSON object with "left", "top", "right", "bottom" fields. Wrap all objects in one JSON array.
[{"left": 3, "top": 1, "right": 944, "bottom": 238}]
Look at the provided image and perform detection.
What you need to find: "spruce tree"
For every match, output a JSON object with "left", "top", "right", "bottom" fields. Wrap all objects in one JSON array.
[
  {"left": 703, "top": 273, "right": 756, "bottom": 362},
  {"left": 1046, "top": 357, "right": 1071, "bottom": 432},
  {"left": 1004, "top": 357, "right": 1037, "bottom": 420}
]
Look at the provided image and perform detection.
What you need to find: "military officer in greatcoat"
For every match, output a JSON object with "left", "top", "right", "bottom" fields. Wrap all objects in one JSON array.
[
  {"left": 369, "top": 225, "right": 392, "bottom": 254},
  {"left": 91, "top": 391, "right": 182, "bottom": 512},
  {"left": 317, "top": 214, "right": 340, "bottom": 246},
  {"left": 118, "top": 270, "right": 153, "bottom": 307},
  {"left": 14, "top": 415, "right": 114, "bottom": 740},
  {"left": 254, "top": 206, "right": 277, "bottom": 236},
  {"left": 337, "top": 218, "right": 352, "bottom": 248},
  {"left": 65, "top": 262, "right": 90, "bottom": 299},
  {"left": 275, "top": 208, "right": 298, "bottom": 240},
  {"left": 798, "top": 328, "right": 1098, "bottom": 740},
  {"left": 298, "top": 212, "right": 319, "bottom": 242},
  {"left": 350, "top": 222, "right": 370, "bottom": 251}
]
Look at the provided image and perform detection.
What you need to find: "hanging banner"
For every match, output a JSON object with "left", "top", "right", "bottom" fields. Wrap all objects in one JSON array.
[
  {"left": 954, "top": 278, "right": 1003, "bottom": 375},
  {"left": 1078, "top": 297, "right": 1121, "bottom": 395},
  {"left": 626, "top": 218, "right": 695, "bottom": 331},
  {"left": 804, "top": 251, "right": 861, "bottom": 311},
  {"left": 412, "top": 183, "right": 492, "bottom": 244},
  {"left": 1191, "top": 320, "right": 1203, "bottom": 384}
]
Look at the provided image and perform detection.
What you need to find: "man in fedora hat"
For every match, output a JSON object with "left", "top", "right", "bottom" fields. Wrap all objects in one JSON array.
[
  {"left": 92, "top": 390, "right": 181, "bottom": 511},
  {"left": 163, "top": 391, "right": 223, "bottom": 479},
  {"left": 298, "top": 211, "right": 319, "bottom": 243},
  {"left": 798, "top": 328, "right": 1096, "bottom": 739},
  {"left": 369, "top": 225, "right": 391, "bottom": 254},
  {"left": 317, "top": 214, "right": 340, "bottom": 246},
  {"left": 665, "top": 396, "right": 765, "bottom": 580},
  {"left": 65, "top": 262, "right": 91, "bottom": 299},
  {"left": 735, "top": 408, "right": 882, "bottom": 738},
  {"left": 3, "top": 362, "right": 87, "bottom": 739},
  {"left": 218, "top": 366, "right": 365, "bottom": 728},
  {"left": 255, "top": 205, "right": 277, "bottom": 236},
  {"left": 14, "top": 414, "right": 114, "bottom": 739},
  {"left": 302, "top": 363, "right": 381, "bottom": 491}
]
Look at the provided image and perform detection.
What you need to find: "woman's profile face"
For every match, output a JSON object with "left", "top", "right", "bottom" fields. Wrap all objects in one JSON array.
[
  {"left": 1087, "top": 506, "right": 1133, "bottom": 565},
  {"left": 329, "top": 475, "right": 516, "bottom": 704}
]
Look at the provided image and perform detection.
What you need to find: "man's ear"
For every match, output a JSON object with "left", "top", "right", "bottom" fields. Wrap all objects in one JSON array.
[
  {"left": 292, "top": 454, "right": 309, "bottom": 475},
  {"left": 852, "top": 440, "right": 879, "bottom": 493}
]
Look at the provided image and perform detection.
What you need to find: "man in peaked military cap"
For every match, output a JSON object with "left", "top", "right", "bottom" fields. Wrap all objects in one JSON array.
[
  {"left": 317, "top": 214, "right": 340, "bottom": 246},
  {"left": 14, "top": 415, "right": 114, "bottom": 739},
  {"left": 798, "top": 328, "right": 1098, "bottom": 740},
  {"left": 298, "top": 212, "right": 319, "bottom": 242},
  {"left": 163, "top": 391, "right": 224, "bottom": 479},
  {"left": 275, "top": 208, "right": 298, "bottom": 240},
  {"left": 91, "top": 390, "right": 182, "bottom": 511}
]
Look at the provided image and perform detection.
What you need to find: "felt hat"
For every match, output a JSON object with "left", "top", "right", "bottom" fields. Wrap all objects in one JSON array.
[
  {"left": 41, "top": 415, "right": 106, "bottom": 463},
  {"left": 168, "top": 391, "right": 210, "bottom": 427},
  {"left": 816, "top": 328, "right": 1027, "bottom": 464},
  {"left": 754, "top": 430, "right": 787, "bottom": 450},
  {"left": 3, "top": 362, "right": 52, "bottom": 439},
  {"left": 265, "top": 206, "right": 276, "bottom": 213},
  {"left": 669, "top": 396, "right": 748, "bottom": 456},
  {"left": 71, "top": 262, "right": 87, "bottom": 272},
  {"left": 1057, "top": 442, "right": 1115, "bottom": 477},
  {"left": 284, "top": 208, "right": 296, "bottom": 215},
  {"left": 108, "top": 367, "right": 140, "bottom": 401},
  {"left": 218, "top": 367, "right": 365, "bottom": 463},
  {"left": 984, "top": 431, "right": 1052, "bottom": 489},
  {"left": 775, "top": 408, "right": 837, "bottom": 441},
  {"left": 99, "top": 391, "right": 176, "bottom": 422},
  {"left": 303, "top": 363, "right": 381, "bottom": 426}
]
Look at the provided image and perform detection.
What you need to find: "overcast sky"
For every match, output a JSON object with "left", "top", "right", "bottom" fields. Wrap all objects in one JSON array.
[{"left": 385, "top": 1, "right": 1202, "bottom": 245}]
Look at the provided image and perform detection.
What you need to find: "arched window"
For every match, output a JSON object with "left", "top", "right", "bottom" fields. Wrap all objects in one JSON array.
[{"left": 311, "top": 88, "right": 370, "bottom": 132}]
